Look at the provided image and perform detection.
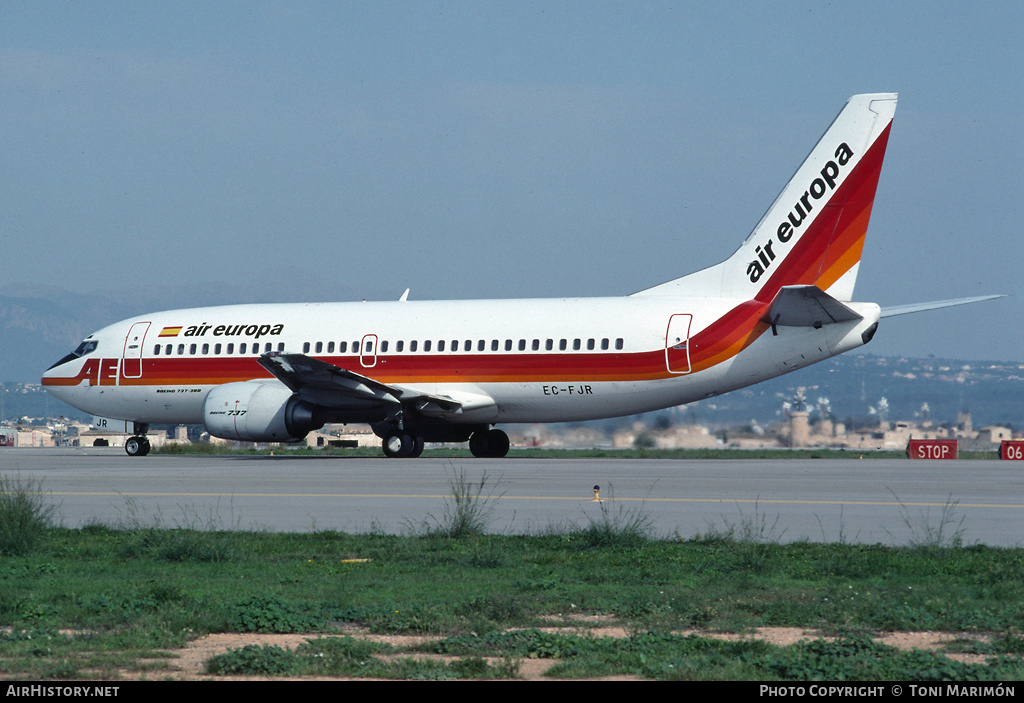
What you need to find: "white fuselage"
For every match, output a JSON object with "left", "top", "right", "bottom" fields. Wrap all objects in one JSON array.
[{"left": 41, "top": 294, "right": 881, "bottom": 427}]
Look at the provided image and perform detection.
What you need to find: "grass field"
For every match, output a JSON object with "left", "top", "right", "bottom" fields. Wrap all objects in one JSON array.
[{"left": 2, "top": 471, "right": 1023, "bottom": 680}]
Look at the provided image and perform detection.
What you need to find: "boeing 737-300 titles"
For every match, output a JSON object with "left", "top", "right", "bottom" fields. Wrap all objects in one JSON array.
[{"left": 42, "top": 93, "right": 1002, "bottom": 457}]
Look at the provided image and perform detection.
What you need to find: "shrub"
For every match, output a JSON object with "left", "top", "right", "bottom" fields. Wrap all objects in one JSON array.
[{"left": 0, "top": 475, "right": 57, "bottom": 556}]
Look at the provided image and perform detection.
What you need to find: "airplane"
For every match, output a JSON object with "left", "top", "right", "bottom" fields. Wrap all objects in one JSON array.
[{"left": 41, "top": 93, "right": 1002, "bottom": 458}]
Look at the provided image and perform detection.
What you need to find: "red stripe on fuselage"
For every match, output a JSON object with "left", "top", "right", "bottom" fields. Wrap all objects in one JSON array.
[{"left": 755, "top": 124, "right": 892, "bottom": 303}]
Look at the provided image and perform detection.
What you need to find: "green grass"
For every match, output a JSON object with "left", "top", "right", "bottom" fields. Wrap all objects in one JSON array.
[
  {"left": 0, "top": 470, "right": 1020, "bottom": 680},
  {"left": 2, "top": 525, "right": 1024, "bottom": 679},
  {"left": 0, "top": 474, "right": 57, "bottom": 556}
]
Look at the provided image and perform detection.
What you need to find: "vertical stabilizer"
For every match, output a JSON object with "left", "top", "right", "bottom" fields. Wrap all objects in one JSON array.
[{"left": 636, "top": 93, "right": 897, "bottom": 301}]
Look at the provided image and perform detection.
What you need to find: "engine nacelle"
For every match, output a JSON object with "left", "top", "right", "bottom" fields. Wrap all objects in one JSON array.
[{"left": 202, "top": 381, "right": 323, "bottom": 442}]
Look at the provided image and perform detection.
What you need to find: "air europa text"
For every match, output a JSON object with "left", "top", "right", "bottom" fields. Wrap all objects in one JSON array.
[
  {"left": 182, "top": 323, "right": 285, "bottom": 339},
  {"left": 747, "top": 142, "right": 855, "bottom": 284}
]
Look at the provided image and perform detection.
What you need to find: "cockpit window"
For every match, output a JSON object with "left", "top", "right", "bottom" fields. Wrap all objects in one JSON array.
[
  {"left": 73, "top": 340, "right": 99, "bottom": 357},
  {"left": 47, "top": 338, "right": 99, "bottom": 371}
]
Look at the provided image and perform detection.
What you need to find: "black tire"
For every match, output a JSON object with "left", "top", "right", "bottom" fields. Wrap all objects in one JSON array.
[
  {"left": 125, "top": 436, "right": 150, "bottom": 457},
  {"left": 469, "top": 431, "right": 490, "bottom": 458},
  {"left": 382, "top": 432, "right": 414, "bottom": 458},
  {"left": 486, "top": 429, "right": 510, "bottom": 458},
  {"left": 469, "top": 429, "right": 509, "bottom": 458}
]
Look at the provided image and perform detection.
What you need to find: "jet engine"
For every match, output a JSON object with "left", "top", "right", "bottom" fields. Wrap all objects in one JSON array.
[{"left": 202, "top": 381, "right": 323, "bottom": 442}]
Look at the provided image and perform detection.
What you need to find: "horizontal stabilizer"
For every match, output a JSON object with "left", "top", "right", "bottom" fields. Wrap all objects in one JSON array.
[
  {"left": 880, "top": 295, "right": 1006, "bottom": 318},
  {"left": 765, "top": 285, "right": 864, "bottom": 328}
]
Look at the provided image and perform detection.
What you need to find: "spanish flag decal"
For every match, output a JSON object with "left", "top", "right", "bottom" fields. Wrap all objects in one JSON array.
[{"left": 158, "top": 326, "right": 182, "bottom": 337}]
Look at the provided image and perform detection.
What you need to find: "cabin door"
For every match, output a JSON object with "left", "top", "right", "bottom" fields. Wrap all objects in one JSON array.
[
  {"left": 360, "top": 333, "right": 378, "bottom": 368},
  {"left": 665, "top": 314, "right": 692, "bottom": 374},
  {"left": 122, "top": 322, "right": 150, "bottom": 380}
]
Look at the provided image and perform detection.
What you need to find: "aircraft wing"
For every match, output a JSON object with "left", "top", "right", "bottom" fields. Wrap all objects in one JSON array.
[
  {"left": 764, "top": 285, "right": 864, "bottom": 328},
  {"left": 257, "top": 352, "right": 464, "bottom": 415},
  {"left": 880, "top": 295, "right": 1006, "bottom": 318}
]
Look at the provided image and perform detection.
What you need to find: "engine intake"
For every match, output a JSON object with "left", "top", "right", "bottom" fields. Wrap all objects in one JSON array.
[{"left": 202, "top": 381, "right": 323, "bottom": 442}]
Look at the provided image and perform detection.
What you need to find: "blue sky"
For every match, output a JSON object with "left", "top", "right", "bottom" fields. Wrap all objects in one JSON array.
[{"left": 2, "top": 1, "right": 1021, "bottom": 361}]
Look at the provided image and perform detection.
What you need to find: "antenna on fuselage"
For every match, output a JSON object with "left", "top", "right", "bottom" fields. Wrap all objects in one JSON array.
[{"left": 399, "top": 288, "right": 410, "bottom": 302}]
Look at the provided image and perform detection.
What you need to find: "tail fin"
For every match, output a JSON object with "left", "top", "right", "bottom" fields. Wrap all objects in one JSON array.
[{"left": 635, "top": 93, "right": 897, "bottom": 302}]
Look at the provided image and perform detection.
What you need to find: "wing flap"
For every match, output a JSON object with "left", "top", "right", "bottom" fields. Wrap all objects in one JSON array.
[{"left": 257, "top": 352, "right": 474, "bottom": 416}]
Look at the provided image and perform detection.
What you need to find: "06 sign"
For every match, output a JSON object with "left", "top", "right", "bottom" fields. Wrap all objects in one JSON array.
[{"left": 1001, "top": 441, "right": 1024, "bottom": 460}]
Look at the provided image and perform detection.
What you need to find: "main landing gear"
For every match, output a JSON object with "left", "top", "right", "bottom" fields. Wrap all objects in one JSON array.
[
  {"left": 382, "top": 431, "right": 425, "bottom": 458},
  {"left": 379, "top": 427, "right": 510, "bottom": 458},
  {"left": 468, "top": 428, "right": 510, "bottom": 458}
]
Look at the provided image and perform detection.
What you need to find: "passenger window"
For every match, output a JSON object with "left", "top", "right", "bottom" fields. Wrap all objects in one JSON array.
[
  {"left": 504, "top": 339, "right": 512, "bottom": 351},
  {"left": 424, "top": 340, "right": 431, "bottom": 352},
  {"left": 153, "top": 345, "right": 161, "bottom": 355},
  {"left": 396, "top": 340, "right": 404, "bottom": 352},
  {"left": 615, "top": 338, "right": 624, "bottom": 350},
  {"left": 264, "top": 343, "right": 272, "bottom": 353},
  {"left": 546, "top": 339, "right": 553, "bottom": 351},
  {"left": 464, "top": 340, "right": 472, "bottom": 352},
  {"left": 227, "top": 343, "right": 234, "bottom": 355},
  {"left": 189, "top": 344, "right": 197, "bottom": 355},
  {"left": 381, "top": 341, "right": 389, "bottom": 353},
  {"left": 573, "top": 339, "right": 581, "bottom": 351},
  {"left": 339, "top": 341, "right": 348, "bottom": 353},
  {"left": 518, "top": 339, "right": 526, "bottom": 351},
  {"left": 327, "top": 342, "right": 335, "bottom": 353},
  {"left": 477, "top": 340, "right": 485, "bottom": 352},
  {"left": 410, "top": 340, "right": 418, "bottom": 352},
  {"left": 532, "top": 339, "right": 540, "bottom": 351},
  {"left": 601, "top": 338, "right": 609, "bottom": 350},
  {"left": 559, "top": 339, "right": 567, "bottom": 351},
  {"left": 491, "top": 340, "right": 498, "bottom": 351},
  {"left": 438, "top": 340, "right": 446, "bottom": 352},
  {"left": 315, "top": 342, "right": 323, "bottom": 353},
  {"left": 202, "top": 344, "right": 209, "bottom": 355},
  {"left": 587, "top": 339, "right": 595, "bottom": 350},
  {"left": 303, "top": 342, "right": 311, "bottom": 353}
]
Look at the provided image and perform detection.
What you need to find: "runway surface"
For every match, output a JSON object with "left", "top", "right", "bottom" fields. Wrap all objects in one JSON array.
[{"left": 3, "top": 448, "right": 1023, "bottom": 546}]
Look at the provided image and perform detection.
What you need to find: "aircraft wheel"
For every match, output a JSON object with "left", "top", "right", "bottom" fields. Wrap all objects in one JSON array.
[
  {"left": 125, "top": 436, "right": 151, "bottom": 457},
  {"left": 469, "top": 429, "right": 509, "bottom": 458},
  {"left": 382, "top": 432, "right": 414, "bottom": 458},
  {"left": 409, "top": 436, "right": 425, "bottom": 458},
  {"left": 469, "top": 431, "right": 490, "bottom": 458},
  {"left": 486, "top": 429, "right": 510, "bottom": 458}
]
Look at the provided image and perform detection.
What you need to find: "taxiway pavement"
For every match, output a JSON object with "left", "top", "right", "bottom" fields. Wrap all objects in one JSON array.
[{"left": 3, "top": 448, "right": 1022, "bottom": 546}]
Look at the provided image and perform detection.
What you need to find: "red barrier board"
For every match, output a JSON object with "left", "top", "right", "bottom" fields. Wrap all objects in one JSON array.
[
  {"left": 907, "top": 439, "right": 959, "bottom": 460},
  {"left": 1000, "top": 441, "right": 1024, "bottom": 460}
]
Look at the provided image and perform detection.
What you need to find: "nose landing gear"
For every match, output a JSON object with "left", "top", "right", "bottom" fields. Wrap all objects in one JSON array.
[{"left": 125, "top": 435, "right": 151, "bottom": 457}]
